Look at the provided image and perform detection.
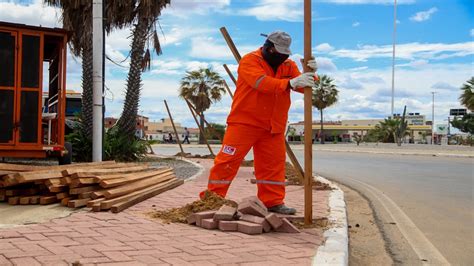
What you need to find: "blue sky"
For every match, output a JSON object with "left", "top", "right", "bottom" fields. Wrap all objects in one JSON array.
[{"left": 1, "top": 0, "right": 473, "bottom": 129}]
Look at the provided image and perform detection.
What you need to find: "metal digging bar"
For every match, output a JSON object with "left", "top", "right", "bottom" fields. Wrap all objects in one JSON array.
[{"left": 219, "top": 27, "right": 305, "bottom": 185}]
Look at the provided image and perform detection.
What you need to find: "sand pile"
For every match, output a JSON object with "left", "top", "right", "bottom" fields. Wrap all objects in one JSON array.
[{"left": 150, "top": 191, "right": 237, "bottom": 223}]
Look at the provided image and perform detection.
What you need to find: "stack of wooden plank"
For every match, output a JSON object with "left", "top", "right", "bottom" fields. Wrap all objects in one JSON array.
[{"left": 0, "top": 161, "right": 183, "bottom": 213}]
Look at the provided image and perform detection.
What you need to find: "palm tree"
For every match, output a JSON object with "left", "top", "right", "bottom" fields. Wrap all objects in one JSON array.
[
  {"left": 377, "top": 118, "right": 400, "bottom": 143},
  {"left": 312, "top": 75, "right": 338, "bottom": 144},
  {"left": 459, "top": 77, "right": 474, "bottom": 112},
  {"left": 179, "top": 68, "right": 226, "bottom": 144},
  {"left": 115, "top": 0, "right": 170, "bottom": 140},
  {"left": 44, "top": 0, "right": 94, "bottom": 138}
]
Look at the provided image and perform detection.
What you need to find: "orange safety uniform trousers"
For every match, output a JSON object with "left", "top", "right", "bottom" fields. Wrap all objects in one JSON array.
[{"left": 200, "top": 123, "right": 286, "bottom": 208}]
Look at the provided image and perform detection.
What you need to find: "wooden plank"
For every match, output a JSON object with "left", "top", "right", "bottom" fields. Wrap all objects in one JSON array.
[
  {"left": 56, "top": 192, "right": 69, "bottom": 200},
  {"left": 14, "top": 171, "right": 65, "bottom": 183},
  {"left": 8, "top": 197, "right": 19, "bottom": 205},
  {"left": 0, "top": 194, "right": 5, "bottom": 201},
  {"left": 49, "top": 185, "right": 67, "bottom": 193},
  {"left": 67, "top": 198, "right": 90, "bottom": 208},
  {"left": 45, "top": 179, "right": 61, "bottom": 186},
  {"left": 111, "top": 179, "right": 184, "bottom": 213},
  {"left": 91, "top": 189, "right": 107, "bottom": 199},
  {"left": 63, "top": 165, "right": 150, "bottom": 177},
  {"left": 40, "top": 195, "right": 58, "bottom": 205},
  {"left": 30, "top": 196, "right": 40, "bottom": 204},
  {"left": 19, "top": 197, "right": 31, "bottom": 205},
  {"left": 87, "top": 198, "right": 105, "bottom": 208},
  {"left": 69, "top": 185, "right": 101, "bottom": 195},
  {"left": 70, "top": 177, "right": 98, "bottom": 188},
  {"left": 61, "top": 197, "right": 71, "bottom": 206},
  {"left": 0, "top": 163, "right": 43, "bottom": 171},
  {"left": 78, "top": 191, "right": 93, "bottom": 199},
  {"left": 100, "top": 177, "right": 179, "bottom": 210},
  {"left": 103, "top": 173, "right": 175, "bottom": 199},
  {"left": 60, "top": 176, "right": 72, "bottom": 185},
  {"left": 99, "top": 168, "right": 172, "bottom": 188}
]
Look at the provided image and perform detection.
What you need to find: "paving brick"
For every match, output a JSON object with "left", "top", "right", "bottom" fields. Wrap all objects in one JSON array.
[
  {"left": 240, "top": 196, "right": 267, "bottom": 211},
  {"left": 0, "top": 255, "right": 12, "bottom": 266},
  {"left": 186, "top": 214, "right": 197, "bottom": 225},
  {"left": 23, "top": 234, "right": 48, "bottom": 241},
  {"left": 213, "top": 205, "right": 237, "bottom": 221},
  {"left": 275, "top": 218, "right": 301, "bottom": 233},
  {"left": 237, "top": 221, "right": 263, "bottom": 235},
  {"left": 131, "top": 255, "right": 164, "bottom": 264},
  {"left": 68, "top": 246, "right": 103, "bottom": 257},
  {"left": 265, "top": 213, "right": 283, "bottom": 229},
  {"left": 10, "top": 257, "right": 41, "bottom": 266},
  {"left": 193, "top": 211, "right": 216, "bottom": 227},
  {"left": 238, "top": 201, "right": 267, "bottom": 217},
  {"left": 218, "top": 220, "right": 239, "bottom": 231},
  {"left": 200, "top": 219, "right": 218, "bottom": 230},
  {"left": 240, "top": 214, "right": 272, "bottom": 233},
  {"left": 102, "top": 251, "right": 133, "bottom": 262}
]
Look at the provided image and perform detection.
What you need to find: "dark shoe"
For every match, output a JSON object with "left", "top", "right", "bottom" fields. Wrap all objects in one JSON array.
[{"left": 268, "top": 204, "right": 296, "bottom": 215}]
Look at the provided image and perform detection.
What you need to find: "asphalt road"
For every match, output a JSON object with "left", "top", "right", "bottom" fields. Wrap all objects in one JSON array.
[{"left": 154, "top": 145, "right": 473, "bottom": 265}]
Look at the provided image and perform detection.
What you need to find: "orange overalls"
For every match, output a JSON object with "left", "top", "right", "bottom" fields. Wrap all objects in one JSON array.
[{"left": 200, "top": 48, "right": 304, "bottom": 208}]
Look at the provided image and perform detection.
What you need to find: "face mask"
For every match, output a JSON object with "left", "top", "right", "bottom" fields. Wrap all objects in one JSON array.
[{"left": 262, "top": 47, "right": 289, "bottom": 69}]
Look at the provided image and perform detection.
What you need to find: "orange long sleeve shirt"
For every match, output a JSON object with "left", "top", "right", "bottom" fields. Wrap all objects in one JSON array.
[{"left": 226, "top": 48, "right": 303, "bottom": 134}]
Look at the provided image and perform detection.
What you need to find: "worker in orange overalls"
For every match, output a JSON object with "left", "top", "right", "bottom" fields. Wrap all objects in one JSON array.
[{"left": 200, "top": 31, "right": 318, "bottom": 215}]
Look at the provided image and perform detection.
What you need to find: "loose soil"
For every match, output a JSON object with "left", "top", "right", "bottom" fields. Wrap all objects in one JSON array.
[
  {"left": 337, "top": 183, "right": 393, "bottom": 266},
  {"left": 149, "top": 191, "right": 237, "bottom": 224},
  {"left": 174, "top": 152, "right": 215, "bottom": 159}
]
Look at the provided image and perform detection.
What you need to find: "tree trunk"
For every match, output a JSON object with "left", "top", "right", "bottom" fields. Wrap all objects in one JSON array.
[
  {"left": 199, "top": 112, "right": 205, "bottom": 144},
  {"left": 116, "top": 15, "right": 149, "bottom": 139},
  {"left": 320, "top": 109, "right": 324, "bottom": 144},
  {"left": 81, "top": 29, "right": 93, "bottom": 139}
]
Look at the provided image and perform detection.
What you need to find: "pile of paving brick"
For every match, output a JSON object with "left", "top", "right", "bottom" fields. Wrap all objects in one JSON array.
[{"left": 187, "top": 196, "right": 300, "bottom": 235}]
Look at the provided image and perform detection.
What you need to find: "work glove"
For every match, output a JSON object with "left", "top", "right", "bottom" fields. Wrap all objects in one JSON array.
[
  {"left": 289, "top": 72, "right": 316, "bottom": 89},
  {"left": 307, "top": 59, "right": 318, "bottom": 72}
]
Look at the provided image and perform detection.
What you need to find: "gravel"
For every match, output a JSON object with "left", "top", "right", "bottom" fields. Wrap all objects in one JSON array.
[{"left": 146, "top": 157, "right": 200, "bottom": 180}]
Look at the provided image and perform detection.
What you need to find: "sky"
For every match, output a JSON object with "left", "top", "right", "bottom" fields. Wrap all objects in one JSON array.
[{"left": 1, "top": 0, "right": 473, "bottom": 129}]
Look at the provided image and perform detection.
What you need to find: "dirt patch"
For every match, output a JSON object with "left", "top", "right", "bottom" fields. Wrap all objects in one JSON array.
[
  {"left": 149, "top": 191, "right": 237, "bottom": 224},
  {"left": 288, "top": 217, "right": 329, "bottom": 230},
  {"left": 337, "top": 183, "right": 393, "bottom": 266},
  {"left": 285, "top": 162, "right": 332, "bottom": 190}
]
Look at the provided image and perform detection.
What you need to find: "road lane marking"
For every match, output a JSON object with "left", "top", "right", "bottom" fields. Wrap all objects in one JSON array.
[{"left": 350, "top": 178, "right": 451, "bottom": 265}]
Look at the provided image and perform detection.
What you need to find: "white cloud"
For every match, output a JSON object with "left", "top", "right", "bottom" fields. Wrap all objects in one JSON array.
[
  {"left": 315, "top": 43, "right": 335, "bottom": 53},
  {"left": 189, "top": 37, "right": 254, "bottom": 60},
  {"left": 0, "top": 0, "right": 60, "bottom": 27},
  {"left": 328, "top": 41, "right": 474, "bottom": 61},
  {"left": 163, "top": 0, "right": 230, "bottom": 17},
  {"left": 318, "top": 0, "right": 415, "bottom": 4},
  {"left": 237, "top": 0, "right": 303, "bottom": 22},
  {"left": 410, "top": 7, "right": 438, "bottom": 22},
  {"left": 352, "top": 22, "right": 360, "bottom": 27}
]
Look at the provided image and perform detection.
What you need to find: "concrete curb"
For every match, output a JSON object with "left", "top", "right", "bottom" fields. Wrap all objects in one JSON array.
[
  {"left": 176, "top": 157, "right": 205, "bottom": 182},
  {"left": 312, "top": 149, "right": 473, "bottom": 158},
  {"left": 313, "top": 176, "right": 349, "bottom": 266}
]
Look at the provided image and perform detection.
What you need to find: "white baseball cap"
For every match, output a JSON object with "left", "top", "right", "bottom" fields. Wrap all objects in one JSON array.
[{"left": 266, "top": 31, "right": 292, "bottom": 55}]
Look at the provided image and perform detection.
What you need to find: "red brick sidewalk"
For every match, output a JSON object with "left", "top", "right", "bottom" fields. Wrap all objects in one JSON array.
[{"left": 0, "top": 159, "right": 329, "bottom": 266}]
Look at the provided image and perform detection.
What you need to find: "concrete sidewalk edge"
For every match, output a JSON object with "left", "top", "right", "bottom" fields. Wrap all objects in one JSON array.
[
  {"left": 312, "top": 176, "right": 349, "bottom": 266},
  {"left": 178, "top": 157, "right": 205, "bottom": 182}
]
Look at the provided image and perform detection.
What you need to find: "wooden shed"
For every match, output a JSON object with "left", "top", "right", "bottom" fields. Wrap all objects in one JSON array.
[{"left": 0, "top": 21, "right": 71, "bottom": 163}]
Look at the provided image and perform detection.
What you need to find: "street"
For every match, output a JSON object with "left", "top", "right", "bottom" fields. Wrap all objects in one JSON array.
[{"left": 153, "top": 144, "right": 474, "bottom": 265}]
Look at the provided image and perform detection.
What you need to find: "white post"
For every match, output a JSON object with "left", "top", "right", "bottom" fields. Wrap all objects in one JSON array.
[
  {"left": 92, "top": 0, "right": 103, "bottom": 161},
  {"left": 391, "top": 0, "right": 397, "bottom": 116},
  {"left": 431, "top": 92, "right": 435, "bottom": 145}
]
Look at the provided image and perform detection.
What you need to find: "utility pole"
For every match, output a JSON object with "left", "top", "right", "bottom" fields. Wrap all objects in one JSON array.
[
  {"left": 391, "top": 0, "right": 397, "bottom": 116},
  {"left": 92, "top": 0, "right": 104, "bottom": 161},
  {"left": 431, "top": 92, "right": 436, "bottom": 145}
]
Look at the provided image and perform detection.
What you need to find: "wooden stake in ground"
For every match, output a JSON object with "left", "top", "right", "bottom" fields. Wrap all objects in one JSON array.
[
  {"left": 219, "top": 26, "right": 305, "bottom": 184},
  {"left": 223, "top": 80, "right": 234, "bottom": 99},
  {"left": 164, "top": 100, "right": 184, "bottom": 154},
  {"left": 184, "top": 99, "right": 215, "bottom": 157},
  {"left": 188, "top": 103, "right": 223, "bottom": 143},
  {"left": 303, "top": 0, "right": 313, "bottom": 225}
]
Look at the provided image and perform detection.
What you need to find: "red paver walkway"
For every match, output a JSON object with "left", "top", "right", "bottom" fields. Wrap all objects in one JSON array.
[{"left": 0, "top": 158, "right": 329, "bottom": 266}]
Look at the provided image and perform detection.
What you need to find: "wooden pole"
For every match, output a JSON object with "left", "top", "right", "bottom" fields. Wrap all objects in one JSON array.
[
  {"left": 303, "top": 0, "right": 313, "bottom": 225},
  {"left": 223, "top": 64, "right": 237, "bottom": 85},
  {"left": 220, "top": 27, "right": 242, "bottom": 61},
  {"left": 163, "top": 100, "right": 184, "bottom": 154},
  {"left": 188, "top": 103, "right": 223, "bottom": 142},
  {"left": 223, "top": 80, "right": 234, "bottom": 99},
  {"left": 185, "top": 99, "right": 215, "bottom": 157},
  {"left": 219, "top": 26, "right": 305, "bottom": 184}
]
